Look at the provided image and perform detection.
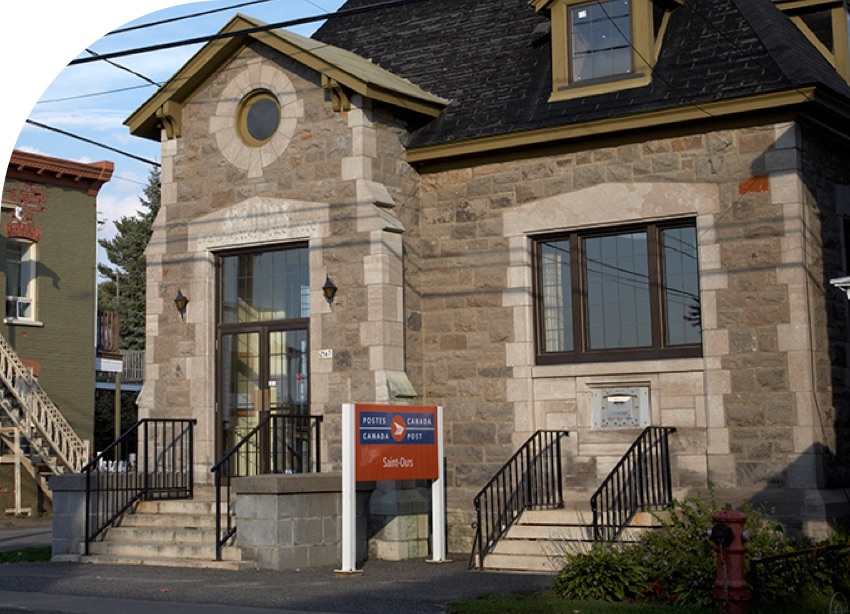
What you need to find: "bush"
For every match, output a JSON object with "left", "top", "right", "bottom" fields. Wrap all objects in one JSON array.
[
  {"left": 552, "top": 543, "right": 646, "bottom": 602},
  {"left": 553, "top": 491, "right": 850, "bottom": 610}
]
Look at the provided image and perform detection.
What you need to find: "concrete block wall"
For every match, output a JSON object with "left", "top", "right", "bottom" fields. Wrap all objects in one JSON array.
[{"left": 235, "top": 473, "right": 371, "bottom": 571}]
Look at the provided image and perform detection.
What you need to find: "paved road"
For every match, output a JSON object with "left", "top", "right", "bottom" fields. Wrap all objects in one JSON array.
[
  {"left": 0, "top": 516, "right": 553, "bottom": 613},
  {"left": 0, "top": 557, "right": 552, "bottom": 614}
]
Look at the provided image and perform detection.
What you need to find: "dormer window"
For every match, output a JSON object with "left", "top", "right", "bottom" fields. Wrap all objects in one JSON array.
[
  {"left": 531, "top": 0, "right": 681, "bottom": 101},
  {"left": 773, "top": 0, "right": 850, "bottom": 84},
  {"left": 571, "top": 1, "right": 633, "bottom": 82}
]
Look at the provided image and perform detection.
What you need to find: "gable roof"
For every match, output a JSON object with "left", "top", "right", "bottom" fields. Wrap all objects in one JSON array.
[
  {"left": 126, "top": 14, "right": 448, "bottom": 141},
  {"left": 313, "top": 0, "right": 850, "bottom": 162}
]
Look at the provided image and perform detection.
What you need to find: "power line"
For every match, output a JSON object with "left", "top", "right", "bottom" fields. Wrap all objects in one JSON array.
[
  {"left": 68, "top": 0, "right": 429, "bottom": 66},
  {"left": 106, "top": 0, "right": 279, "bottom": 36},
  {"left": 37, "top": 83, "right": 156, "bottom": 105},
  {"left": 25, "top": 120, "right": 161, "bottom": 167},
  {"left": 85, "top": 49, "right": 160, "bottom": 87}
]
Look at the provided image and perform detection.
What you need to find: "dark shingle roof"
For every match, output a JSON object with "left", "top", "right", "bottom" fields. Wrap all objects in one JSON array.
[{"left": 313, "top": 0, "right": 850, "bottom": 149}]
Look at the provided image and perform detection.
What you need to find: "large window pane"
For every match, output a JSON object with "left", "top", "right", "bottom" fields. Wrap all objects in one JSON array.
[
  {"left": 535, "top": 220, "right": 701, "bottom": 362},
  {"left": 663, "top": 226, "right": 702, "bottom": 346},
  {"left": 221, "top": 246, "right": 309, "bottom": 323},
  {"left": 585, "top": 231, "right": 651, "bottom": 349},
  {"left": 540, "top": 240, "right": 574, "bottom": 352},
  {"left": 571, "top": 0, "right": 632, "bottom": 82}
]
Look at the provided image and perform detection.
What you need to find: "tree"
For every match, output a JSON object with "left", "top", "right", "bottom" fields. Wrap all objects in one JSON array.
[{"left": 98, "top": 167, "right": 160, "bottom": 351}]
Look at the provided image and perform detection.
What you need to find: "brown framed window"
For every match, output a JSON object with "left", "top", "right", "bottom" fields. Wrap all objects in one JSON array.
[{"left": 535, "top": 220, "right": 702, "bottom": 363}]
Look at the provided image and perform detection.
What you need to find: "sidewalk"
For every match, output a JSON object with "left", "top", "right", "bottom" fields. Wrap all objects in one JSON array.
[
  {"left": 0, "top": 556, "right": 553, "bottom": 614},
  {"left": 0, "top": 515, "right": 51, "bottom": 552}
]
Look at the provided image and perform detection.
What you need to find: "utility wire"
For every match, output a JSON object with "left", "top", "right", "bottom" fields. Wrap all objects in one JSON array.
[
  {"left": 37, "top": 83, "right": 156, "bottom": 105},
  {"left": 25, "top": 120, "right": 161, "bottom": 167},
  {"left": 107, "top": 0, "right": 279, "bottom": 36},
  {"left": 69, "top": 0, "right": 428, "bottom": 66},
  {"left": 85, "top": 49, "right": 161, "bottom": 87}
]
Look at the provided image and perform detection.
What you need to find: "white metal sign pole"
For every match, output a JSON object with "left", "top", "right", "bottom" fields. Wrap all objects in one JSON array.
[
  {"left": 339, "top": 403, "right": 359, "bottom": 573},
  {"left": 429, "top": 406, "right": 447, "bottom": 562}
]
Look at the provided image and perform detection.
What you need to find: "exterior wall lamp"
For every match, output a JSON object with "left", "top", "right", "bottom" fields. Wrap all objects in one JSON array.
[
  {"left": 322, "top": 276, "right": 338, "bottom": 305},
  {"left": 174, "top": 289, "right": 189, "bottom": 320}
]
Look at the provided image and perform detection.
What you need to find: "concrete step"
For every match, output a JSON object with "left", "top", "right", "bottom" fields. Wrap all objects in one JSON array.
[
  {"left": 88, "top": 538, "right": 240, "bottom": 562},
  {"left": 116, "top": 512, "right": 218, "bottom": 529},
  {"left": 79, "top": 553, "right": 253, "bottom": 571},
  {"left": 136, "top": 499, "right": 225, "bottom": 515},
  {"left": 478, "top": 552, "right": 562, "bottom": 573},
  {"left": 505, "top": 523, "right": 592, "bottom": 541},
  {"left": 101, "top": 525, "right": 216, "bottom": 545}
]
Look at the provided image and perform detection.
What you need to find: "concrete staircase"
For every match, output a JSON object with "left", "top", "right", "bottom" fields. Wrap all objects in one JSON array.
[
  {"left": 84, "top": 489, "right": 253, "bottom": 570},
  {"left": 480, "top": 504, "right": 672, "bottom": 573}
]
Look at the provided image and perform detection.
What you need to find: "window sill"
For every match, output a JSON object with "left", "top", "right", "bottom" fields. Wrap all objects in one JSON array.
[
  {"left": 532, "top": 355, "right": 705, "bottom": 379},
  {"left": 548, "top": 72, "right": 651, "bottom": 102},
  {"left": 4, "top": 318, "right": 43, "bottom": 327}
]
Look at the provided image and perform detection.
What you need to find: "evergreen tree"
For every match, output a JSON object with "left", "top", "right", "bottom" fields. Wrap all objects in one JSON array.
[{"left": 97, "top": 167, "right": 160, "bottom": 350}]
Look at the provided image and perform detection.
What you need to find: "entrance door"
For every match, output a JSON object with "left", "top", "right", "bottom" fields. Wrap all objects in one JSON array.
[{"left": 216, "top": 245, "right": 310, "bottom": 473}]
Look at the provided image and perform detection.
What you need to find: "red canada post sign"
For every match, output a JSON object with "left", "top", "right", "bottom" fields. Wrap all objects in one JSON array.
[{"left": 355, "top": 403, "right": 439, "bottom": 482}]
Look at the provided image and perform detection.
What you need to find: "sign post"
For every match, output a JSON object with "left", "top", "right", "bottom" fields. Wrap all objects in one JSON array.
[{"left": 338, "top": 403, "right": 445, "bottom": 573}]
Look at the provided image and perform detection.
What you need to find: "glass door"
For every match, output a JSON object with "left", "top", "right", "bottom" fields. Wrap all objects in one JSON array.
[{"left": 216, "top": 244, "right": 310, "bottom": 474}]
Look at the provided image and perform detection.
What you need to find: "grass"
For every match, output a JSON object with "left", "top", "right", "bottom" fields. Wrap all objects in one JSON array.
[
  {"left": 0, "top": 546, "right": 52, "bottom": 563},
  {"left": 446, "top": 592, "right": 711, "bottom": 613},
  {"left": 446, "top": 591, "right": 836, "bottom": 614}
]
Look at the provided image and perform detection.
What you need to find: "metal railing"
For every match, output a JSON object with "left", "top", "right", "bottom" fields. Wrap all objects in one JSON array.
[
  {"left": 470, "top": 430, "right": 569, "bottom": 569},
  {"left": 83, "top": 418, "right": 196, "bottom": 555},
  {"left": 749, "top": 544, "right": 850, "bottom": 606},
  {"left": 591, "top": 426, "right": 676, "bottom": 542},
  {"left": 211, "top": 412, "right": 323, "bottom": 561},
  {"left": 0, "top": 331, "right": 89, "bottom": 475}
]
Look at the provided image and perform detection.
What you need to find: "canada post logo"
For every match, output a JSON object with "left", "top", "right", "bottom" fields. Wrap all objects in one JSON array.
[{"left": 359, "top": 412, "right": 435, "bottom": 445}]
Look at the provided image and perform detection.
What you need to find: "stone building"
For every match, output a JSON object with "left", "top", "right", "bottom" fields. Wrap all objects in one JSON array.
[{"left": 125, "top": 0, "right": 850, "bottom": 555}]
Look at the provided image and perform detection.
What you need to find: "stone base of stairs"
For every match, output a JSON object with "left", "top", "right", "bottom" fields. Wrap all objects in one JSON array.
[
  {"left": 64, "top": 491, "right": 254, "bottom": 571},
  {"left": 480, "top": 507, "right": 672, "bottom": 573}
]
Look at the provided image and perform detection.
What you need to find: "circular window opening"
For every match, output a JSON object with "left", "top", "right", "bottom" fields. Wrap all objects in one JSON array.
[{"left": 238, "top": 91, "right": 281, "bottom": 146}]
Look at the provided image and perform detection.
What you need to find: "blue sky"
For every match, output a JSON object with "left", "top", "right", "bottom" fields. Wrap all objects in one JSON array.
[{"left": 3, "top": 0, "right": 345, "bottom": 270}]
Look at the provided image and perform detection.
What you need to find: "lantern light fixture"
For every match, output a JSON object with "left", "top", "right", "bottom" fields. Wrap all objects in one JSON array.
[
  {"left": 174, "top": 289, "right": 189, "bottom": 320},
  {"left": 322, "top": 276, "right": 338, "bottom": 305}
]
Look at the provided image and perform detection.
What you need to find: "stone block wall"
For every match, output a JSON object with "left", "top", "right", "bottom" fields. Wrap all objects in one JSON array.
[
  {"left": 415, "top": 121, "right": 846, "bottom": 551},
  {"left": 234, "top": 473, "right": 371, "bottom": 570}
]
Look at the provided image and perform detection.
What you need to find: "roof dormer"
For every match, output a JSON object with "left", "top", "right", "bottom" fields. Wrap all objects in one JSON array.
[
  {"left": 530, "top": 0, "right": 681, "bottom": 101},
  {"left": 773, "top": 0, "right": 850, "bottom": 84}
]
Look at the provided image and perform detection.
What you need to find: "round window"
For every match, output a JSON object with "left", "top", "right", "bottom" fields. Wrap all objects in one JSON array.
[{"left": 238, "top": 91, "right": 281, "bottom": 146}]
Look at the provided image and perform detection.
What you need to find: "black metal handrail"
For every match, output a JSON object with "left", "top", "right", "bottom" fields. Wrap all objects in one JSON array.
[
  {"left": 749, "top": 543, "right": 850, "bottom": 604},
  {"left": 210, "top": 412, "right": 323, "bottom": 561},
  {"left": 83, "top": 418, "right": 196, "bottom": 555},
  {"left": 470, "top": 430, "right": 568, "bottom": 569},
  {"left": 591, "top": 426, "right": 676, "bottom": 542}
]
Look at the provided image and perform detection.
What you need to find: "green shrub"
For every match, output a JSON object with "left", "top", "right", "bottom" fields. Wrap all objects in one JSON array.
[
  {"left": 638, "top": 495, "right": 720, "bottom": 608},
  {"left": 552, "top": 490, "right": 850, "bottom": 610},
  {"left": 552, "top": 543, "right": 646, "bottom": 602}
]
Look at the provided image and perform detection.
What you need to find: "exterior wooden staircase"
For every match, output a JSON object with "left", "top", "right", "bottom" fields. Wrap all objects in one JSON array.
[
  {"left": 83, "top": 488, "right": 251, "bottom": 570},
  {"left": 472, "top": 427, "right": 677, "bottom": 572},
  {"left": 0, "top": 332, "right": 88, "bottom": 506}
]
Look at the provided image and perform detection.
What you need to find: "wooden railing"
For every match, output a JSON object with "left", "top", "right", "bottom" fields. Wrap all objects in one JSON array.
[
  {"left": 97, "top": 310, "right": 120, "bottom": 358},
  {"left": 0, "top": 332, "right": 89, "bottom": 474}
]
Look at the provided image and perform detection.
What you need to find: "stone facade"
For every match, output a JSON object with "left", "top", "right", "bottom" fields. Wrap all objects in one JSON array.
[{"left": 138, "top": 36, "right": 850, "bottom": 554}]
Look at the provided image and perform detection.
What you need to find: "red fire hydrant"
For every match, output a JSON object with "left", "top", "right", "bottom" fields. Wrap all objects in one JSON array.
[{"left": 710, "top": 508, "right": 751, "bottom": 614}]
